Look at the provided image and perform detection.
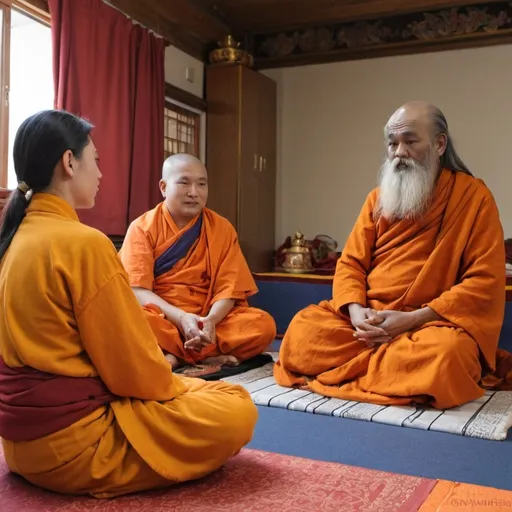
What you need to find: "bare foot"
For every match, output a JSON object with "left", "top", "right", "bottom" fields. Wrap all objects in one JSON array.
[
  {"left": 165, "top": 353, "right": 181, "bottom": 370},
  {"left": 201, "top": 355, "right": 239, "bottom": 367}
]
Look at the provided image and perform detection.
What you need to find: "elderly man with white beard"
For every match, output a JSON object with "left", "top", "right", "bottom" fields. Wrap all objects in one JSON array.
[{"left": 274, "top": 101, "right": 512, "bottom": 409}]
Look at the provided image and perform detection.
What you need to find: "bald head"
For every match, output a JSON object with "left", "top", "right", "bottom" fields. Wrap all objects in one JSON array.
[
  {"left": 162, "top": 153, "right": 206, "bottom": 181},
  {"left": 159, "top": 153, "right": 208, "bottom": 227},
  {"left": 386, "top": 101, "right": 438, "bottom": 138}
]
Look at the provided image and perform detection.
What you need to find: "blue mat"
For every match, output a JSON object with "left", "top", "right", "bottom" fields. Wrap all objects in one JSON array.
[
  {"left": 249, "top": 277, "right": 512, "bottom": 490},
  {"left": 250, "top": 279, "right": 512, "bottom": 352},
  {"left": 249, "top": 406, "right": 512, "bottom": 490}
]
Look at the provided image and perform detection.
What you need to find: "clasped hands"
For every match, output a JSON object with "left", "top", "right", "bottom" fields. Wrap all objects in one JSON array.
[
  {"left": 348, "top": 303, "right": 420, "bottom": 348},
  {"left": 178, "top": 313, "right": 216, "bottom": 352}
]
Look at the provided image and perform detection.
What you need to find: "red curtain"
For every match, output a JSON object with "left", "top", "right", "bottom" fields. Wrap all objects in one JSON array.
[{"left": 48, "top": 0, "right": 165, "bottom": 235}]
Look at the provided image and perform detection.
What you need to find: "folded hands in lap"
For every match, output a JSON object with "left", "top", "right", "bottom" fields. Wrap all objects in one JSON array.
[
  {"left": 348, "top": 304, "right": 419, "bottom": 347},
  {"left": 179, "top": 313, "right": 216, "bottom": 352},
  {"left": 177, "top": 313, "right": 238, "bottom": 367}
]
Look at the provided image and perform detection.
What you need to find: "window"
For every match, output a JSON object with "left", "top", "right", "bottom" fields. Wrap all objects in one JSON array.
[
  {"left": 164, "top": 101, "right": 200, "bottom": 159},
  {"left": 0, "top": 1, "right": 53, "bottom": 189}
]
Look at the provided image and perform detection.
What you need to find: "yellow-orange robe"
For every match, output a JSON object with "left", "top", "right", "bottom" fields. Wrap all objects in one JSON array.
[
  {"left": 119, "top": 204, "right": 276, "bottom": 364},
  {"left": 0, "top": 194, "right": 257, "bottom": 498},
  {"left": 275, "top": 170, "right": 512, "bottom": 409}
]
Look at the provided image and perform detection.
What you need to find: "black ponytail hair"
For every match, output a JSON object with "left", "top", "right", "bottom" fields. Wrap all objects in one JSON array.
[{"left": 0, "top": 110, "right": 93, "bottom": 261}]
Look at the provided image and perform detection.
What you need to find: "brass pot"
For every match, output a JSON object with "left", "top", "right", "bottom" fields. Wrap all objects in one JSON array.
[
  {"left": 209, "top": 35, "right": 254, "bottom": 68},
  {"left": 282, "top": 232, "right": 313, "bottom": 274}
]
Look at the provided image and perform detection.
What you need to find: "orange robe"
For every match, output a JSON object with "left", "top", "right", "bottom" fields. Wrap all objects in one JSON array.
[
  {"left": 275, "top": 170, "right": 512, "bottom": 409},
  {"left": 0, "top": 194, "right": 257, "bottom": 498},
  {"left": 119, "top": 204, "right": 276, "bottom": 364}
]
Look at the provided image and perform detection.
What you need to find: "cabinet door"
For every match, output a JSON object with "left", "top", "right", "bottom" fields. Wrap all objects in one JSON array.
[
  {"left": 256, "top": 73, "right": 277, "bottom": 272},
  {"left": 238, "top": 67, "right": 262, "bottom": 271},
  {"left": 205, "top": 65, "right": 240, "bottom": 228},
  {"left": 236, "top": 67, "right": 277, "bottom": 273}
]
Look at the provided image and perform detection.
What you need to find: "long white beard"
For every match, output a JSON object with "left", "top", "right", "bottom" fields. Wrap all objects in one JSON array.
[{"left": 377, "top": 149, "right": 438, "bottom": 221}]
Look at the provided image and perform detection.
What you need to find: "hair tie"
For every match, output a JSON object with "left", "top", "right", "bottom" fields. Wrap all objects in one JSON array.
[{"left": 17, "top": 181, "right": 30, "bottom": 194}]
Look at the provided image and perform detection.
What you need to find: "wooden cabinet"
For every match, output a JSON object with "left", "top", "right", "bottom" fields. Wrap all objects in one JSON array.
[{"left": 206, "top": 64, "right": 276, "bottom": 273}]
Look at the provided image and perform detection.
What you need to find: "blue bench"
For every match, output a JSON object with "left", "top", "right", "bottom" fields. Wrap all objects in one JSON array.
[{"left": 250, "top": 274, "right": 512, "bottom": 353}]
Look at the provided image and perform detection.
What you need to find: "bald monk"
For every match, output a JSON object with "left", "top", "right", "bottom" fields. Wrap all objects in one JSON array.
[
  {"left": 0, "top": 111, "right": 257, "bottom": 498},
  {"left": 275, "top": 101, "right": 512, "bottom": 409},
  {"left": 119, "top": 154, "right": 276, "bottom": 370}
]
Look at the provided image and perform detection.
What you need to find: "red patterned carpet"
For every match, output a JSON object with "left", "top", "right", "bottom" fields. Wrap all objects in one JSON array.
[{"left": 0, "top": 446, "right": 435, "bottom": 511}]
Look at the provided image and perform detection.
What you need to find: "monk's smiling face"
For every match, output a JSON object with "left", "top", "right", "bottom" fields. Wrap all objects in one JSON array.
[{"left": 159, "top": 154, "right": 208, "bottom": 228}]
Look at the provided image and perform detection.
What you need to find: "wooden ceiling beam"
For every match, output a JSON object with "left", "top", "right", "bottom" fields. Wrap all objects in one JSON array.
[
  {"left": 168, "top": 0, "right": 232, "bottom": 42},
  {"left": 107, "top": 0, "right": 235, "bottom": 60},
  {"left": 189, "top": 0, "right": 237, "bottom": 32},
  {"left": 221, "top": 0, "right": 507, "bottom": 33},
  {"left": 106, "top": 0, "right": 210, "bottom": 59},
  {"left": 148, "top": 0, "right": 229, "bottom": 44},
  {"left": 252, "top": 1, "right": 512, "bottom": 69},
  {"left": 255, "top": 31, "right": 512, "bottom": 69}
]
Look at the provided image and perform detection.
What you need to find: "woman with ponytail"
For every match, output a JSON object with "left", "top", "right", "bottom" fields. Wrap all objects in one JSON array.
[
  {"left": 0, "top": 111, "right": 256, "bottom": 498},
  {"left": 0, "top": 110, "right": 98, "bottom": 258}
]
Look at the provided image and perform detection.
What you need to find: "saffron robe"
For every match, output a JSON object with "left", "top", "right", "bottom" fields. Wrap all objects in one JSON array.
[
  {"left": 274, "top": 170, "right": 512, "bottom": 409},
  {"left": 119, "top": 204, "right": 276, "bottom": 364},
  {"left": 0, "top": 194, "right": 257, "bottom": 498}
]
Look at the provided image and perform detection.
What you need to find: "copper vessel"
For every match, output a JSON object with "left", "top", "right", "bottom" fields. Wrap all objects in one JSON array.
[{"left": 282, "top": 231, "right": 313, "bottom": 274}]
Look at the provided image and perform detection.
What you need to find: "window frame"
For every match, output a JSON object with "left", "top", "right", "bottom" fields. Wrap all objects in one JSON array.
[
  {"left": 0, "top": 0, "right": 51, "bottom": 191},
  {"left": 164, "top": 81, "right": 207, "bottom": 163},
  {"left": 0, "top": 1, "right": 10, "bottom": 190},
  {"left": 12, "top": 0, "right": 50, "bottom": 24},
  {"left": 164, "top": 100, "right": 201, "bottom": 159}
]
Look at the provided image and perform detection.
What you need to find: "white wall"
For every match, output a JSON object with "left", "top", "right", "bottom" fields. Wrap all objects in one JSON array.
[
  {"left": 164, "top": 46, "right": 204, "bottom": 98},
  {"left": 264, "top": 44, "right": 512, "bottom": 248},
  {"left": 164, "top": 46, "right": 206, "bottom": 162}
]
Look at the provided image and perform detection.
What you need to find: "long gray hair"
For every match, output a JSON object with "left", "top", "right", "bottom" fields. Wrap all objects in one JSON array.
[{"left": 431, "top": 107, "right": 473, "bottom": 176}]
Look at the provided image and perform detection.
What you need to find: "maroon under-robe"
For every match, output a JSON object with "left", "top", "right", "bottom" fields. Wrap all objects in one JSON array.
[{"left": 0, "top": 358, "right": 118, "bottom": 441}]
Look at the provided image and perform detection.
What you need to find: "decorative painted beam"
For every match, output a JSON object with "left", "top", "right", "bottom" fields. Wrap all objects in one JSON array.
[{"left": 251, "top": 2, "right": 512, "bottom": 69}]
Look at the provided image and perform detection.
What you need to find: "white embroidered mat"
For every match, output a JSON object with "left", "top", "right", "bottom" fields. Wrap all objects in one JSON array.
[{"left": 222, "top": 358, "right": 512, "bottom": 441}]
